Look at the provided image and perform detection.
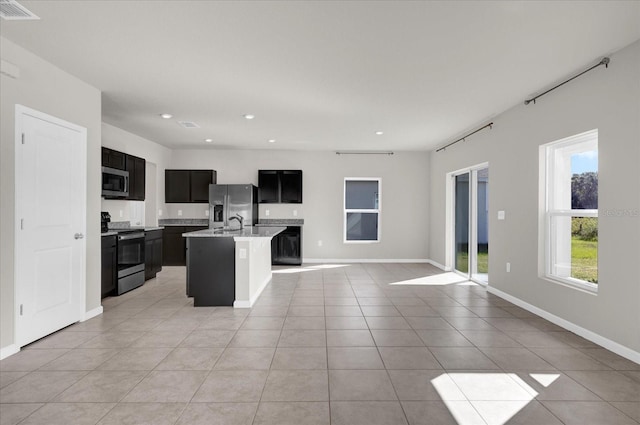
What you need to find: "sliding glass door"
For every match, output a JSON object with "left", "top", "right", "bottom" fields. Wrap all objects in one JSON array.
[
  {"left": 453, "top": 166, "right": 489, "bottom": 283},
  {"left": 454, "top": 173, "right": 470, "bottom": 274}
]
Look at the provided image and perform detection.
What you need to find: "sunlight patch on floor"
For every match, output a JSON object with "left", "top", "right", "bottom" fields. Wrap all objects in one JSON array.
[
  {"left": 388, "top": 272, "right": 470, "bottom": 286},
  {"left": 431, "top": 372, "right": 554, "bottom": 425},
  {"left": 529, "top": 373, "right": 560, "bottom": 387}
]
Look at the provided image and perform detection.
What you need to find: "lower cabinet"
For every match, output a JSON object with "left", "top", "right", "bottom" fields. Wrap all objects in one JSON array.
[
  {"left": 145, "top": 229, "right": 163, "bottom": 280},
  {"left": 272, "top": 226, "right": 302, "bottom": 265},
  {"left": 101, "top": 235, "right": 117, "bottom": 298},
  {"left": 162, "top": 225, "right": 208, "bottom": 266},
  {"left": 186, "top": 237, "right": 235, "bottom": 306}
]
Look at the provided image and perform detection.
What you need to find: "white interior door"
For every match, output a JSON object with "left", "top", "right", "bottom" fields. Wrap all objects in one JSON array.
[{"left": 15, "top": 105, "right": 87, "bottom": 347}]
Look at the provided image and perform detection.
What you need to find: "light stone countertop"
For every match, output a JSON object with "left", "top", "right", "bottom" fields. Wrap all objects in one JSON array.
[{"left": 182, "top": 226, "right": 286, "bottom": 239}]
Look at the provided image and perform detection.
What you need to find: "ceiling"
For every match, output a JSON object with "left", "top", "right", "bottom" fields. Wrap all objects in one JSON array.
[{"left": 2, "top": 1, "right": 639, "bottom": 151}]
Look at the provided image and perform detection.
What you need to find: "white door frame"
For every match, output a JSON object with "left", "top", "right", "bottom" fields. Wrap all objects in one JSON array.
[
  {"left": 14, "top": 104, "right": 87, "bottom": 347},
  {"left": 446, "top": 162, "right": 489, "bottom": 284}
]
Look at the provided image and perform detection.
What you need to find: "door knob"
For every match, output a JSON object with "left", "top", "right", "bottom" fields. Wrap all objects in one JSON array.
[{"left": 74, "top": 233, "right": 84, "bottom": 240}]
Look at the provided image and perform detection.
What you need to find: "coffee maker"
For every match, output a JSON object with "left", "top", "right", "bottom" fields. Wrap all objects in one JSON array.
[{"left": 101, "top": 211, "right": 111, "bottom": 233}]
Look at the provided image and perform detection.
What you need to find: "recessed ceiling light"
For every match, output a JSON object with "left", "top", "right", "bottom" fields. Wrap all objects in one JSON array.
[
  {"left": 375, "top": 131, "right": 384, "bottom": 135},
  {"left": 160, "top": 113, "right": 173, "bottom": 119},
  {"left": 204, "top": 138, "right": 213, "bottom": 143},
  {"left": 268, "top": 139, "right": 276, "bottom": 143},
  {"left": 243, "top": 114, "right": 255, "bottom": 120}
]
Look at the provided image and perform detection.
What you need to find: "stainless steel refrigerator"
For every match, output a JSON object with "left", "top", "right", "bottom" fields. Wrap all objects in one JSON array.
[{"left": 209, "top": 184, "right": 258, "bottom": 229}]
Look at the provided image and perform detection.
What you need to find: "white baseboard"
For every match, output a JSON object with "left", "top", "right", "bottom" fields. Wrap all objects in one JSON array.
[
  {"left": 81, "top": 306, "right": 103, "bottom": 322},
  {"left": 487, "top": 286, "right": 640, "bottom": 365},
  {"left": 303, "top": 258, "right": 429, "bottom": 264},
  {"left": 234, "top": 274, "right": 272, "bottom": 309},
  {"left": 0, "top": 344, "right": 20, "bottom": 360}
]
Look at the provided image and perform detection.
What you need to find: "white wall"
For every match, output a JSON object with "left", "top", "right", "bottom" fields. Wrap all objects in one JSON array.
[
  {"left": 0, "top": 37, "right": 102, "bottom": 351},
  {"left": 168, "top": 149, "right": 430, "bottom": 261},
  {"left": 101, "top": 122, "right": 172, "bottom": 226},
  {"left": 429, "top": 39, "right": 640, "bottom": 353}
]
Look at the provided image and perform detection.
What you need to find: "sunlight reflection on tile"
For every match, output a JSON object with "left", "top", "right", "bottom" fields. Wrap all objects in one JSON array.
[
  {"left": 432, "top": 372, "right": 542, "bottom": 425},
  {"left": 529, "top": 373, "right": 560, "bottom": 387},
  {"left": 389, "top": 273, "right": 469, "bottom": 286}
]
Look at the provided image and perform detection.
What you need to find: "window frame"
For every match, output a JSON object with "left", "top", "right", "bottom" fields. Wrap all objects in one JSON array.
[
  {"left": 343, "top": 177, "right": 381, "bottom": 244},
  {"left": 541, "top": 129, "right": 598, "bottom": 293}
]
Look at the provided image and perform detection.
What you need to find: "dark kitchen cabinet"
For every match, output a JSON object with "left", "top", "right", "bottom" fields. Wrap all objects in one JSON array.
[
  {"left": 271, "top": 226, "right": 302, "bottom": 265},
  {"left": 258, "top": 170, "right": 302, "bottom": 203},
  {"left": 191, "top": 170, "right": 216, "bottom": 202},
  {"left": 186, "top": 237, "right": 235, "bottom": 305},
  {"left": 258, "top": 170, "right": 279, "bottom": 203},
  {"left": 102, "top": 147, "right": 145, "bottom": 200},
  {"left": 165, "top": 170, "right": 216, "bottom": 203},
  {"left": 162, "top": 225, "right": 208, "bottom": 266},
  {"left": 126, "top": 154, "right": 146, "bottom": 201},
  {"left": 145, "top": 229, "right": 163, "bottom": 280},
  {"left": 101, "top": 235, "right": 117, "bottom": 298},
  {"left": 101, "top": 147, "right": 126, "bottom": 170}
]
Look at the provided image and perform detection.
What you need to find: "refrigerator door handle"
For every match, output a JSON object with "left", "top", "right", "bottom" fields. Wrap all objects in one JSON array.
[{"left": 224, "top": 193, "right": 229, "bottom": 227}]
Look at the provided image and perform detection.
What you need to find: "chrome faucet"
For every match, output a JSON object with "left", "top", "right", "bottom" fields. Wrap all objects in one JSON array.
[{"left": 229, "top": 214, "right": 244, "bottom": 229}]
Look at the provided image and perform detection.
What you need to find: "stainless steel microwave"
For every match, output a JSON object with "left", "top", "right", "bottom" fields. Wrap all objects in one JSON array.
[{"left": 102, "top": 166, "right": 129, "bottom": 197}]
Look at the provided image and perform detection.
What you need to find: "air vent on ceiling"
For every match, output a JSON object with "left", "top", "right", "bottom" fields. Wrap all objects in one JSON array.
[
  {"left": 0, "top": 0, "right": 40, "bottom": 20},
  {"left": 178, "top": 121, "right": 200, "bottom": 128}
]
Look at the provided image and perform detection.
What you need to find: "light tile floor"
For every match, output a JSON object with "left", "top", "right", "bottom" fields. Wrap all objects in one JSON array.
[{"left": 1, "top": 263, "right": 639, "bottom": 424}]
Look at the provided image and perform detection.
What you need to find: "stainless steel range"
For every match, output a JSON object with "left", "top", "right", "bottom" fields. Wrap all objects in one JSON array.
[{"left": 116, "top": 230, "right": 145, "bottom": 294}]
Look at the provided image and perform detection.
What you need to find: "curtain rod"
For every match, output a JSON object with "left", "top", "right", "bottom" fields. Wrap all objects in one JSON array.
[
  {"left": 524, "top": 57, "right": 610, "bottom": 105},
  {"left": 336, "top": 151, "right": 394, "bottom": 155},
  {"left": 435, "top": 122, "right": 493, "bottom": 153}
]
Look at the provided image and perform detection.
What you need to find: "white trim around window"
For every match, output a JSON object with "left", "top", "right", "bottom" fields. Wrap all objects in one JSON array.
[
  {"left": 540, "top": 129, "right": 598, "bottom": 292},
  {"left": 344, "top": 177, "right": 381, "bottom": 243}
]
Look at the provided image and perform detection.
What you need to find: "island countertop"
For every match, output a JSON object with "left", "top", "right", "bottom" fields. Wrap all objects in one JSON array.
[{"left": 182, "top": 226, "right": 286, "bottom": 240}]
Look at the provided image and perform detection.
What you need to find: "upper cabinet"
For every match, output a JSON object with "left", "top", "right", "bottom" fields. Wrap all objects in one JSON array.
[
  {"left": 102, "top": 147, "right": 145, "bottom": 200},
  {"left": 258, "top": 170, "right": 303, "bottom": 203},
  {"left": 126, "top": 154, "right": 145, "bottom": 201},
  {"left": 165, "top": 169, "right": 217, "bottom": 203},
  {"left": 102, "top": 147, "right": 126, "bottom": 170}
]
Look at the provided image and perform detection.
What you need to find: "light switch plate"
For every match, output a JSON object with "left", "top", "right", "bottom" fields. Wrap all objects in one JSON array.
[
  {"left": 265, "top": 209, "right": 270, "bottom": 216},
  {"left": 205, "top": 210, "right": 209, "bottom": 217},
  {"left": 498, "top": 210, "right": 505, "bottom": 220},
  {"left": 178, "top": 210, "right": 183, "bottom": 216},
  {"left": 158, "top": 209, "right": 163, "bottom": 216},
  {"left": 239, "top": 248, "right": 247, "bottom": 259},
  {"left": 293, "top": 210, "right": 298, "bottom": 217}
]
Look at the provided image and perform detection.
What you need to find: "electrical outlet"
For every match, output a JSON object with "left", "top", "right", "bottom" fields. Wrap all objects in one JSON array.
[
  {"left": 205, "top": 210, "right": 209, "bottom": 217},
  {"left": 265, "top": 209, "right": 270, "bottom": 216},
  {"left": 119, "top": 210, "right": 123, "bottom": 218},
  {"left": 158, "top": 209, "right": 163, "bottom": 216},
  {"left": 318, "top": 240, "right": 323, "bottom": 247},
  {"left": 239, "top": 248, "right": 247, "bottom": 259},
  {"left": 293, "top": 210, "right": 298, "bottom": 217},
  {"left": 178, "top": 210, "right": 183, "bottom": 216},
  {"left": 506, "top": 262, "right": 511, "bottom": 273}
]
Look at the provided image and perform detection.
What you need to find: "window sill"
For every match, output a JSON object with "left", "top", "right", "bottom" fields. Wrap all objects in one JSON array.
[
  {"left": 344, "top": 240, "right": 380, "bottom": 244},
  {"left": 542, "top": 274, "right": 598, "bottom": 295}
]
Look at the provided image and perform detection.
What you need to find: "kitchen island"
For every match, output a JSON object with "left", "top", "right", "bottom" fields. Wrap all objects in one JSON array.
[{"left": 183, "top": 226, "right": 285, "bottom": 307}]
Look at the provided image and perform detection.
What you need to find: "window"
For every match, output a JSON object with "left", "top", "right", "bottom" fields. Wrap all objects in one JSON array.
[
  {"left": 542, "top": 129, "right": 598, "bottom": 291},
  {"left": 344, "top": 178, "right": 380, "bottom": 242}
]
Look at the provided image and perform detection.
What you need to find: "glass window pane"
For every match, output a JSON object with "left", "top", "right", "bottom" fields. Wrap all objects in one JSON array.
[
  {"left": 550, "top": 215, "right": 598, "bottom": 284},
  {"left": 454, "top": 174, "right": 469, "bottom": 274},
  {"left": 346, "top": 180, "right": 379, "bottom": 209},
  {"left": 571, "top": 150, "right": 598, "bottom": 209},
  {"left": 346, "top": 212, "right": 378, "bottom": 241}
]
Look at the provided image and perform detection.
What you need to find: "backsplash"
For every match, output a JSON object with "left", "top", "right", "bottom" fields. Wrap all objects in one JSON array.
[{"left": 102, "top": 199, "right": 146, "bottom": 226}]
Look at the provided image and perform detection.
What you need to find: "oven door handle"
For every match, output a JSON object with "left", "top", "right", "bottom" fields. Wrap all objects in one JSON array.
[{"left": 118, "top": 233, "right": 145, "bottom": 241}]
